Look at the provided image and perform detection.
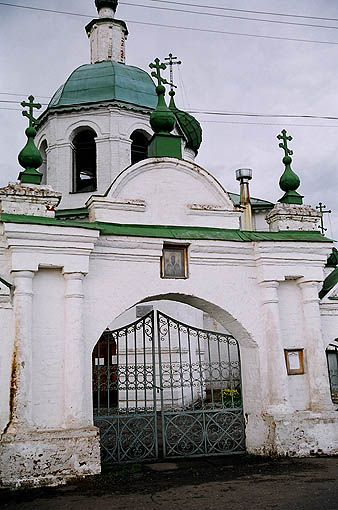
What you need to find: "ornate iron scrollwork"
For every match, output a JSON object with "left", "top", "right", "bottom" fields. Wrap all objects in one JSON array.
[{"left": 93, "top": 310, "right": 245, "bottom": 464}]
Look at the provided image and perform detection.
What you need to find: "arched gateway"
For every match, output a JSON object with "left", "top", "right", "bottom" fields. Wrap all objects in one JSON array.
[{"left": 92, "top": 310, "right": 244, "bottom": 462}]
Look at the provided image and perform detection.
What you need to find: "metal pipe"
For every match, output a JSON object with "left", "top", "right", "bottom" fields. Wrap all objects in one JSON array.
[{"left": 236, "top": 168, "right": 253, "bottom": 231}]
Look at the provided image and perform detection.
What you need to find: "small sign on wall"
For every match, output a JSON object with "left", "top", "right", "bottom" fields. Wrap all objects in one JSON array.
[{"left": 284, "top": 349, "right": 304, "bottom": 375}]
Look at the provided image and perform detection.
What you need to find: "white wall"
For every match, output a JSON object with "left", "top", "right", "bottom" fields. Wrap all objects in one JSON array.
[
  {"left": 279, "top": 280, "right": 310, "bottom": 410},
  {"left": 0, "top": 300, "right": 13, "bottom": 434},
  {"left": 36, "top": 107, "right": 152, "bottom": 210},
  {"left": 32, "top": 269, "right": 65, "bottom": 429},
  {"left": 37, "top": 108, "right": 196, "bottom": 211},
  {"left": 253, "top": 210, "right": 270, "bottom": 231}
]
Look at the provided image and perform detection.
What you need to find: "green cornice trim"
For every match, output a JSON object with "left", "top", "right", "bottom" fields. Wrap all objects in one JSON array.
[
  {"left": 0, "top": 213, "right": 333, "bottom": 243},
  {"left": 55, "top": 207, "right": 88, "bottom": 218},
  {"left": 38, "top": 100, "right": 154, "bottom": 128}
]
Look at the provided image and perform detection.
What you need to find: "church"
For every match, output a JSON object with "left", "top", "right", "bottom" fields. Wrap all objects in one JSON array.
[{"left": 1, "top": 0, "right": 338, "bottom": 489}]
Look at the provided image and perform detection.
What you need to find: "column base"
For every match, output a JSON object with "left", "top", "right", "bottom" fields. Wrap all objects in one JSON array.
[
  {"left": 251, "top": 411, "right": 338, "bottom": 457},
  {"left": 0, "top": 426, "right": 100, "bottom": 488}
]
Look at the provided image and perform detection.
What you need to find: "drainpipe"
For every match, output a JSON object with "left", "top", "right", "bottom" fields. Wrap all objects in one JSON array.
[{"left": 236, "top": 168, "right": 253, "bottom": 231}]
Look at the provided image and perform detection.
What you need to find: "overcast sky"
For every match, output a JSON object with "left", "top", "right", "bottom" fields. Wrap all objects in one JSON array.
[{"left": 1, "top": 0, "right": 338, "bottom": 238}]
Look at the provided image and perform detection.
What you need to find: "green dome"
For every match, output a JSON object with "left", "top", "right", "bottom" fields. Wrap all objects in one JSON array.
[
  {"left": 169, "top": 97, "right": 202, "bottom": 154},
  {"left": 48, "top": 61, "right": 157, "bottom": 110}
]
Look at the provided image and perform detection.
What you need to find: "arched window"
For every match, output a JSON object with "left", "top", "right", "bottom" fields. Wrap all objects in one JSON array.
[
  {"left": 39, "top": 140, "right": 48, "bottom": 185},
  {"left": 72, "top": 129, "right": 97, "bottom": 193},
  {"left": 130, "top": 130, "right": 150, "bottom": 165}
]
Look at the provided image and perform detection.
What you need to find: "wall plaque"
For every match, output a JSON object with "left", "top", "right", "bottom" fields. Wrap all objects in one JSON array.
[{"left": 284, "top": 349, "right": 304, "bottom": 375}]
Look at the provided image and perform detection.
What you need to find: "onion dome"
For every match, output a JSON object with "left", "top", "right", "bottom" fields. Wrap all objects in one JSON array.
[
  {"left": 277, "top": 129, "right": 303, "bottom": 205},
  {"left": 18, "top": 96, "right": 43, "bottom": 185},
  {"left": 47, "top": 61, "right": 157, "bottom": 112},
  {"left": 150, "top": 85, "right": 176, "bottom": 134},
  {"left": 169, "top": 91, "right": 202, "bottom": 155},
  {"left": 148, "top": 57, "right": 182, "bottom": 159}
]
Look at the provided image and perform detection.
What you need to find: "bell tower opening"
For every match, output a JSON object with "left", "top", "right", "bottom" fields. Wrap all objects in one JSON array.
[
  {"left": 131, "top": 130, "right": 150, "bottom": 165},
  {"left": 72, "top": 129, "right": 97, "bottom": 193}
]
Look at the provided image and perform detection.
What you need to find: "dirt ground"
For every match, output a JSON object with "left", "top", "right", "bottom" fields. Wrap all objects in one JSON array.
[{"left": 2, "top": 455, "right": 338, "bottom": 510}]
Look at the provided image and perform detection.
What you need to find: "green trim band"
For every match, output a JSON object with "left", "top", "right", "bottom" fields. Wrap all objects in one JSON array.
[
  {"left": 0, "top": 213, "right": 333, "bottom": 243},
  {"left": 55, "top": 207, "right": 88, "bottom": 218}
]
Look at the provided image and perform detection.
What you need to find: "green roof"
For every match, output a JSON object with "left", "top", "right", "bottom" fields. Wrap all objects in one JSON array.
[
  {"left": 0, "top": 213, "right": 332, "bottom": 243},
  {"left": 319, "top": 267, "right": 338, "bottom": 299},
  {"left": 48, "top": 61, "right": 157, "bottom": 110},
  {"left": 228, "top": 192, "right": 274, "bottom": 210}
]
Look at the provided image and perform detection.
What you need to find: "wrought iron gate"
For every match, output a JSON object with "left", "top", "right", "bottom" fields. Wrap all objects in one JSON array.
[{"left": 93, "top": 311, "right": 245, "bottom": 463}]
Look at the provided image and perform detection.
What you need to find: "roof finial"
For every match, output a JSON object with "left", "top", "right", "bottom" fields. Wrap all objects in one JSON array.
[
  {"left": 17, "top": 95, "right": 43, "bottom": 185},
  {"left": 164, "top": 53, "right": 181, "bottom": 92},
  {"left": 149, "top": 58, "right": 175, "bottom": 135},
  {"left": 277, "top": 129, "right": 303, "bottom": 205},
  {"left": 147, "top": 57, "right": 182, "bottom": 159}
]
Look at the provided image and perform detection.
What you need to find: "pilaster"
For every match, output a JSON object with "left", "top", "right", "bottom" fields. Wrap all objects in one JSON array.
[
  {"left": 64, "top": 272, "right": 89, "bottom": 427},
  {"left": 259, "top": 280, "right": 290, "bottom": 413},
  {"left": 7, "top": 270, "right": 35, "bottom": 432},
  {"left": 298, "top": 280, "right": 333, "bottom": 411}
]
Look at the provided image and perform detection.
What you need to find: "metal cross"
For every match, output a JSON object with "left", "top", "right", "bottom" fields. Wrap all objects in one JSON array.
[
  {"left": 149, "top": 58, "right": 169, "bottom": 88},
  {"left": 277, "top": 129, "right": 293, "bottom": 158},
  {"left": 164, "top": 53, "right": 181, "bottom": 91},
  {"left": 21, "top": 95, "right": 41, "bottom": 128},
  {"left": 316, "top": 202, "right": 332, "bottom": 235}
]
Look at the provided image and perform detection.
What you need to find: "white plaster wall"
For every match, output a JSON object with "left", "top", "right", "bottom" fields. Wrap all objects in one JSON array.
[
  {"left": 0, "top": 226, "right": 13, "bottom": 434},
  {"left": 1, "top": 215, "right": 337, "bottom": 468},
  {"left": 73, "top": 235, "right": 331, "bottom": 426},
  {"left": 88, "top": 158, "right": 241, "bottom": 229},
  {"left": 32, "top": 269, "right": 65, "bottom": 429},
  {"left": 278, "top": 280, "right": 310, "bottom": 410},
  {"left": 321, "top": 301, "right": 338, "bottom": 351},
  {"left": 253, "top": 210, "right": 270, "bottom": 231},
  {"left": 110, "top": 300, "right": 204, "bottom": 331},
  {"left": 36, "top": 107, "right": 153, "bottom": 210},
  {"left": 81, "top": 236, "right": 268, "bottom": 452},
  {"left": 0, "top": 303, "right": 13, "bottom": 434},
  {"left": 203, "top": 313, "right": 229, "bottom": 334}
]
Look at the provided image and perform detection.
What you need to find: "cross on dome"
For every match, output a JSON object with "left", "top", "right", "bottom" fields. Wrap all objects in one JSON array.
[
  {"left": 149, "top": 58, "right": 170, "bottom": 89},
  {"left": 277, "top": 129, "right": 293, "bottom": 159},
  {"left": 276, "top": 129, "right": 302, "bottom": 205},
  {"left": 21, "top": 95, "right": 41, "bottom": 129},
  {"left": 164, "top": 53, "right": 181, "bottom": 91},
  {"left": 17, "top": 95, "right": 43, "bottom": 185}
]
